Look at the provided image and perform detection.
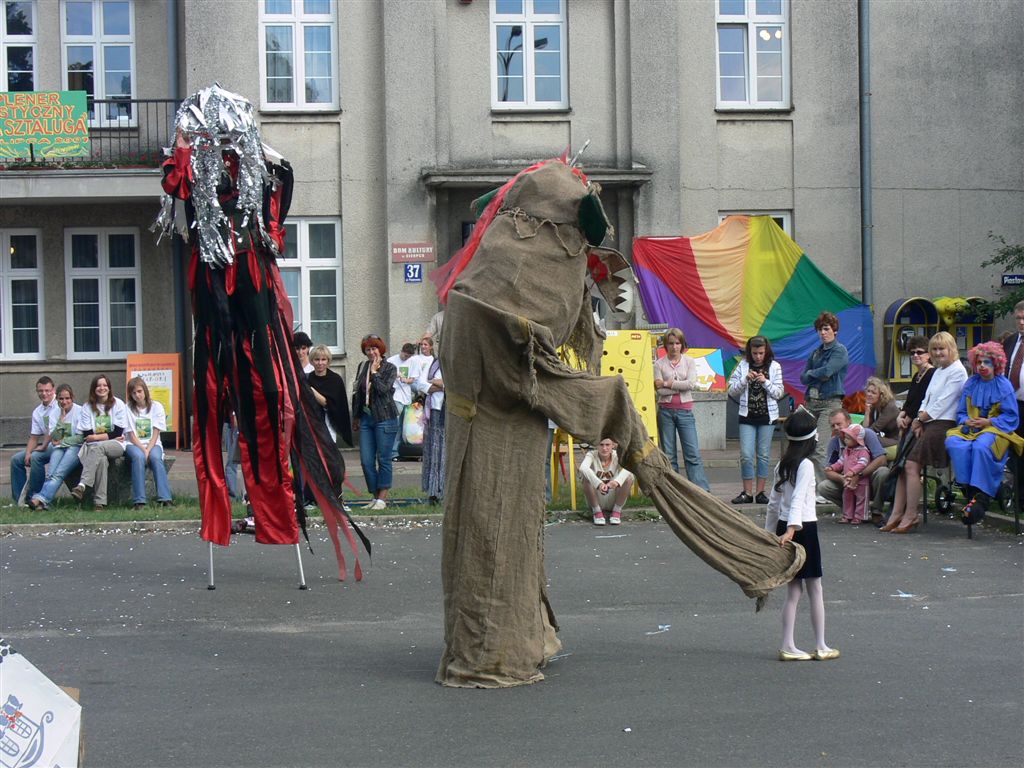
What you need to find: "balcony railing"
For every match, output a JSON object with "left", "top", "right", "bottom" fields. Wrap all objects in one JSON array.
[{"left": 1, "top": 98, "right": 178, "bottom": 169}]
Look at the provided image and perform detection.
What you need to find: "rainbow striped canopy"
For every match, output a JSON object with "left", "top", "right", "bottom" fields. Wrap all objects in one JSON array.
[{"left": 633, "top": 215, "right": 875, "bottom": 402}]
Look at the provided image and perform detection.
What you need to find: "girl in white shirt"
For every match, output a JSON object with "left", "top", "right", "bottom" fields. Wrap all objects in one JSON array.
[
  {"left": 125, "top": 376, "right": 173, "bottom": 509},
  {"left": 579, "top": 437, "right": 635, "bottom": 525},
  {"left": 72, "top": 374, "right": 129, "bottom": 509},
  {"left": 765, "top": 407, "right": 839, "bottom": 662}
]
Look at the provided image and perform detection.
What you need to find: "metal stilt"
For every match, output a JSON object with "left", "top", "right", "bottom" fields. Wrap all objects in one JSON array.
[
  {"left": 207, "top": 541, "right": 216, "bottom": 589},
  {"left": 295, "top": 543, "right": 307, "bottom": 590}
]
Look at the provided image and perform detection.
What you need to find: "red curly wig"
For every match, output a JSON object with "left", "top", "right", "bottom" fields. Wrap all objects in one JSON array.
[{"left": 968, "top": 340, "right": 1006, "bottom": 376}]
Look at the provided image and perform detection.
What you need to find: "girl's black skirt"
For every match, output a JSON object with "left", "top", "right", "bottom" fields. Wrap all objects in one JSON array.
[{"left": 775, "top": 520, "right": 822, "bottom": 579}]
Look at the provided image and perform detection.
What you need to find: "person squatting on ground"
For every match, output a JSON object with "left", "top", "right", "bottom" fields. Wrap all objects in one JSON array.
[
  {"left": 72, "top": 374, "right": 129, "bottom": 510},
  {"left": 765, "top": 407, "right": 840, "bottom": 662},
  {"left": 653, "top": 327, "right": 711, "bottom": 490},
  {"left": 800, "top": 311, "right": 849, "bottom": 481},
  {"left": 826, "top": 423, "right": 871, "bottom": 524},
  {"left": 10, "top": 376, "right": 59, "bottom": 504},
  {"left": 579, "top": 437, "right": 635, "bottom": 525},
  {"left": 945, "top": 341, "right": 1022, "bottom": 524},
  {"left": 727, "top": 335, "right": 785, "bottom": 505},
  {"left": 817, "top": 409, "right": 890, "bottom": 518},
  {"left": 882, "top": 331, "right": 968, "bottom": 533},
  {"left": 29, "top": 384, "right": 84, "bottom": 510},
  {"left": 125, "top": 377, "right": 174, "bottom": 510},
  {"left": 352, "top": 334, "right": 398, "bottom": 510}
]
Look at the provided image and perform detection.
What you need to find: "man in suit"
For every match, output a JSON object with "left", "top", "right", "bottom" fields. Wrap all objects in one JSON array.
[{"left": 1002, "top": 300, "right": 1024, "bottom": 507}]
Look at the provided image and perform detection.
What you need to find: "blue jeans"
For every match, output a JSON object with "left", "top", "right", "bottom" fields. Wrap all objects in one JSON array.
[
  {"left": 31, "top": 446, "right": 81, "bottom": 507},
  {"left": 657, "top": 407, "right": 710, "bottom": 491},
  {"left": 125, "top": 443, "right": 173, "bottom": 504},
  {"left": 360, "top": 411, "right": 399, "bottom": 495},
  {"left": 738, "top": 422, "right": 776, "bottom": 480},
  {"left": 11, "top": 444, "right": 54, "bottom": 502}
]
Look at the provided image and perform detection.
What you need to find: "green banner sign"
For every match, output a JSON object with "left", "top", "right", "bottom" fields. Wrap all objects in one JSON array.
[{"left": 0, "top": 90, "right": 90, "bottom": 159}]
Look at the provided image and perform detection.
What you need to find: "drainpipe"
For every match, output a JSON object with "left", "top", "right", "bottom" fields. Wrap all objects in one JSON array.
[
  {"left": 168, "top": 0, "right": 191, "bottom": 433},
  {"left": 858, "top": 0, "right": 873, "bottom": 307}
]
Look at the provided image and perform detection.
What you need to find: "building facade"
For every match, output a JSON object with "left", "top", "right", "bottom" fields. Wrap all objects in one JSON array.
[{"left": 1, "top": 0, "right": 1022, "bottom": 435}]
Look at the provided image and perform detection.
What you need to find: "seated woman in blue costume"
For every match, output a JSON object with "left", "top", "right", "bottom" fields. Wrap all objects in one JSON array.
[{"left": 945, "top": 341, "right": 1023, "bottom": 523}]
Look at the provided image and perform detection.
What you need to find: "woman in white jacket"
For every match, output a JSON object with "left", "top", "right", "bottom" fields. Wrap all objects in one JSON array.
[
  {"left": 728, "top": 336, "right": 785, "bottom": 505},
  {"left": 579, "top": 437, "right": 635, "bottom": 526}
]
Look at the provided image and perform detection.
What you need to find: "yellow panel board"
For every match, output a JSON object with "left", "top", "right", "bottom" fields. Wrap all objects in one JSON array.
[{"left": 600, "top": 330, "right": 659, "bottom": 442}]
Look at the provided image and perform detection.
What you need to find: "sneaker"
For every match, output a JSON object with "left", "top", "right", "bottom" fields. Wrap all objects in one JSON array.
[
  {"left": 815, "top": 495, "right": 831, "bottom": 505},
  {"left": 366, "top": 499, "right": 387, "bottom": 511},
  {"left": 592, "top": 511, "right": 606, "bottom": 526},
  {"left": 754, "top": 492, "right": 769, "bottom": 505},
  {"left": 304, "top": 502, "right": 317, "bottom": 512},
  {"left": 731, "top": 492, "right": 753, "bottom": 504},
  {"left": 70, "top": 484, "right": 86, "bottom": 501},
  {"left": 609, "top": 511, "right": 621, "bottom": 525},
  {"left": 342, "top": 503, "right": 352, "bottom": 513},
  {"left": 244, "top": 515, "right": 255, "bottom": 532}
]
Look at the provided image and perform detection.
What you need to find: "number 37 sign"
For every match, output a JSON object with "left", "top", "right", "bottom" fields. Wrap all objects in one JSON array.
[{"left": 404, "top": 263, "right": 423, "bottom": 283}]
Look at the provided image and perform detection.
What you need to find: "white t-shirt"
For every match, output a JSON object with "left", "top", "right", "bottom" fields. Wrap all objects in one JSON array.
[
  {"left": 407, "top": 354, "right": 433, "bottom": 386},
  {"left": 388, "top": 353, "right": 414, "bottom": 406},
  {"left": 51, "top": 404, "right": 84, "bottom": 444},
  {"left": 76, "top": 397, "right": 130, "bottom": 435},
  {"left": 127, "top": 400, "right": 167, "bottom": 441},
  {"left": 416, "top": 358, "right": 444, "bottom": 411},
  {"left": 30, "top": 398, "right": 62, "bottom": 438}
]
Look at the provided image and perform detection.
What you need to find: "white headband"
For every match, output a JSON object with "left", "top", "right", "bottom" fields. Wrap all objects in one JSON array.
[{"left": 787, "top": 427, "right": 818, "bottom": 442}]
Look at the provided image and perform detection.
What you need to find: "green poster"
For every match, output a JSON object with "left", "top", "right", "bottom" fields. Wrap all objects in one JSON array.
[{"left": 0, "top": 91, "right": 90, "bottom": 159}]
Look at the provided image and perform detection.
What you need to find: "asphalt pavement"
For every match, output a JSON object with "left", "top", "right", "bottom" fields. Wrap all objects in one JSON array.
[{"left": 1, "top": 509, "right": 1022, "bottom": 767}]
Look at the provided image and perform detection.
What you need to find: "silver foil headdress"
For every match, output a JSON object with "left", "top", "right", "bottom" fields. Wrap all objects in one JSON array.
[{"left": 153, "top": 84, "right": 277, "bottom": 267}]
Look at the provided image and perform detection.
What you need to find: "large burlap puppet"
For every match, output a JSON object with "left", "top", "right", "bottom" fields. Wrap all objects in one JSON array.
[
  {"left": 433, "top": 159, "right": 804, "bottom": 688},
  {"left": 154, "top": 84, "right": 368, "bottom": 579}
]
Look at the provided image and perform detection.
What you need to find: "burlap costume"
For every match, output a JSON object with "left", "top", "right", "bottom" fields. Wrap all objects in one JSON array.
[{"left": 436, "top": 161, "right": 804, "bottom": 688}]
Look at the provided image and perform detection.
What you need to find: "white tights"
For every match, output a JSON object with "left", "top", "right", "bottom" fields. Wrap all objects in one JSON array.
[{"left": 780, "top": 577, "right": 831, "bottom": 654}]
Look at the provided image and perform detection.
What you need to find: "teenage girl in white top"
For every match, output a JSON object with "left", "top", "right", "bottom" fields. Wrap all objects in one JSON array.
[{"left": 765, "top": 407, "right": 839, "bottom": 662}]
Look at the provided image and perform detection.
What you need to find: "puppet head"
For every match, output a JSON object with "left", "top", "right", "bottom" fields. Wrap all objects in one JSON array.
[{"left": 154, "top": 83, "right": 282, "bottom": 266}]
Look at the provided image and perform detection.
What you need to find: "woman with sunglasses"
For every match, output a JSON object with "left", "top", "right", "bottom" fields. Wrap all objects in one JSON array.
[
  {"left": 351, "top": 335, "right": 398, "bottom": 510},
  {"left": 894, "top": 336, "right": 936, "bottom": 440}
]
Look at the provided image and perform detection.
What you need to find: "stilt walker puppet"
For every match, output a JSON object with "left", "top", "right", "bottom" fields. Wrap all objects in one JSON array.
[
  {"left": 433, "top": 159, "right": 804, "bottom": 687},
  {"left": 154, "top": 84, "right": 368, "bottom": 578}
]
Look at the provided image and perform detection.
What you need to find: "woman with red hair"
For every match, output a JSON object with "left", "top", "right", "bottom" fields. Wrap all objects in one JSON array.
[
  {"left": 352, "top": 335, "right": 398, "bottom": 509},
  {"left": 945, "top": 341, "right": 1023, "bottom": 523}
]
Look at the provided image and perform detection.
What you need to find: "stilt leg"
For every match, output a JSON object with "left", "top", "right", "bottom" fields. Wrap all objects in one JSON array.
[
  {"left": 207, "top": 541, "right": 216, "bottom": 590},
  {"left": 295, "top": 543, "right": 308, "bottom": 590}
]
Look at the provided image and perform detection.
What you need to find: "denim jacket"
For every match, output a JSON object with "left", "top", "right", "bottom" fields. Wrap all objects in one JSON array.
[{"left": 800, "top": 340, "right": 848, "bottom": 400}]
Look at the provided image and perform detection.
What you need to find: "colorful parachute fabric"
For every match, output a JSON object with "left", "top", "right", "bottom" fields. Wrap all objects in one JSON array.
[{"left": 633, "top": 216, "right": 875, "bottom": 403}]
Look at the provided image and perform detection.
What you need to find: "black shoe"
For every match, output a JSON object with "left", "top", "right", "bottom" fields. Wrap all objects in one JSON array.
[
  {"left": 731, "top": 492, "right": 754, "bottom": 504},
  {"left": 962, "top": 494, "right": 989, "bottom": 525},
  {"left": 754, "top": 492, "right": 770, "bottom": 505}
]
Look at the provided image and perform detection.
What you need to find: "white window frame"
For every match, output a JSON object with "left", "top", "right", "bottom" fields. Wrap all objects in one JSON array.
[
  {"left": 0, "top": 228, "right": 44, "bottom": 361},
  {"left": 258, "top": 0, "right": 339, "bottom": 112},
  {"left": 1, "top": 0, "right": 36, "bottom": 92},
  {"left": 64, "top": 227, "right": 142, "bottom": 360},
  {"left": 715, "top": 0, "right": 790, "bottom": 110},
  {"left": 719, "top": 210, "right": 792, "bottom": 236},
  {"left": 60, "top": 0, "right": 137, "bottom": 127},
  {"left": 278, "top": 218, "right": 344, "bottom": 353},
  {"left": 490, "top": 0, "right": 568, "bottom": 111}
]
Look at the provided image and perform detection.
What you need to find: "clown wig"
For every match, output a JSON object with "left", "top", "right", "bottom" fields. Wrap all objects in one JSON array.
[{"left": 968, "top": 340, "right": 1006, "bottom": 376}]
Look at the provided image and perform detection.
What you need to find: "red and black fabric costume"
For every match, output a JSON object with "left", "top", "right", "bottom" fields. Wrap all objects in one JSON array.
[{"left": 161, "top": 147, "right": 368, "bottom": 580}]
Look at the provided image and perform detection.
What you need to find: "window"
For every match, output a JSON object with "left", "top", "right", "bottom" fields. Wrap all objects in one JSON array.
[
  {"left": 491, "top": 0, "right": 567, "bottom": 110},
  {"left": 719, "top": 210, "right": 792, "bottom": 235},
  {"left": 1, "top": 1, "right": 35, "bottom": 91},
  {"left": 279, "top": 219, "right": 343, "bottom": 351},
  {"left": 716, "top": 0, "right": 789, "bottom": 109},
  {"left": 259, "top": 0, "right": 338, "bottom": 111},
  {"left": 0, "top": 229, "right": 43, "bottom": 360},
  {"left": 61, "top": 0, "right": 135, "bottom": 125},
  {"left": 64, "top": 228, "right": 141, "bottom": 358}
]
